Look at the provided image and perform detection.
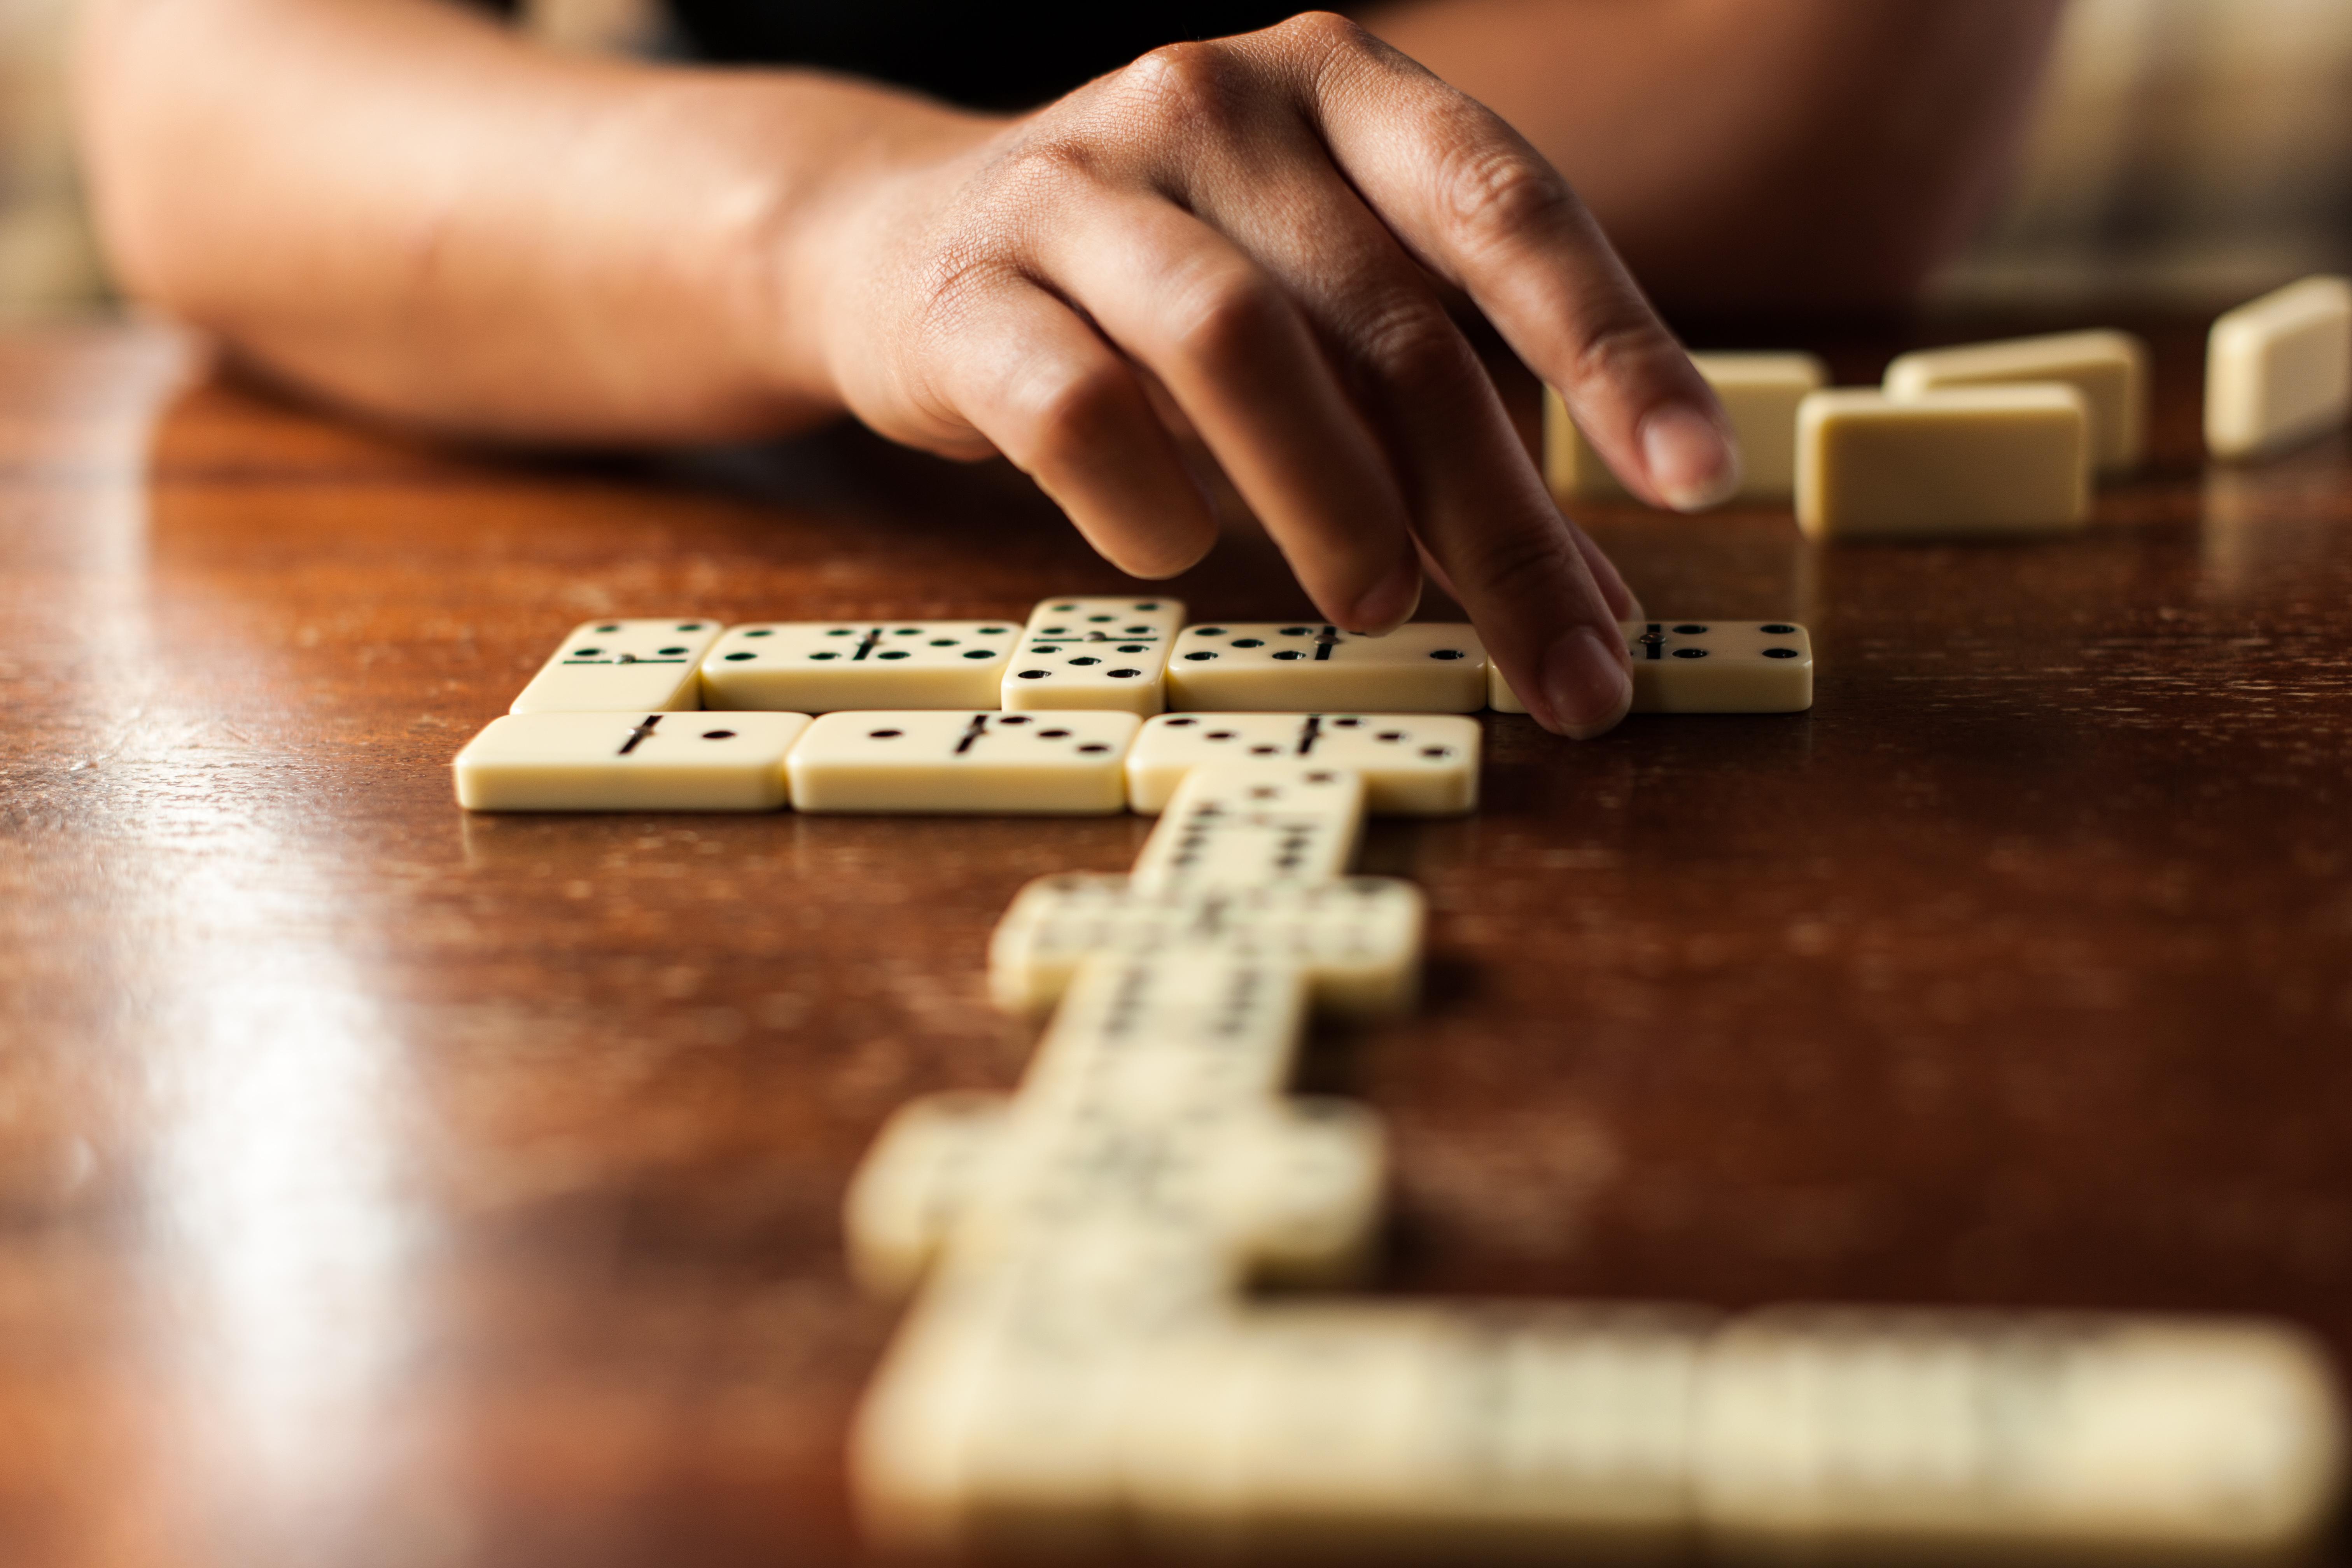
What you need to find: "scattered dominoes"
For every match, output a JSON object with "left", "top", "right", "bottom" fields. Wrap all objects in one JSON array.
[
  {"left": 1165, "top": 623, "right": 1486, "bottom": 713},
  {"left": 1125, "top": 713, "right": 1480, "bottom": 816},
  {"left": 2206, "top": 275, "right": 2352, "bottom": 461},
  {"left": 509, "top": 617, "right": 722, "bottom": 713},
  {"left": 700, "top": 620, "right": 1020, "bottom": 710},
  {"left": 1001, "top": 596, "right": 1185, "bottom": 716},
  {"left": 1885, "top": 328, "right": 2149, "bottom": 475},
  {"left": 452, "top": 709, "right": 810, "bottom": 810},
  {"left": 1547, "top": 351, "right": 1828, "bottom": 503},
  {"left": 1797, "top": 385, "right": 2091, "bottom": 540},
  {"left": 1491, "top": 621, "right": 1814, "bottom": 715},
  {"left": 787, "top": 710, "right": 1139, "bottom": 814}
]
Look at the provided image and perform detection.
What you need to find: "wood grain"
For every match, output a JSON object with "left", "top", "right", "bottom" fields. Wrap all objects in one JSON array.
[{"left": 3, "top": 320, "right": 2350, "bottom": 1566}]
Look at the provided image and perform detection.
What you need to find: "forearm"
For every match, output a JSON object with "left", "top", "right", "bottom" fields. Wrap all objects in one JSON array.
[
  {"left": 75, "top": 0, "right": 984, "bottom": 441},
  {"left": 1359, "top": 0, "right": 2067, "bottom": 313}
]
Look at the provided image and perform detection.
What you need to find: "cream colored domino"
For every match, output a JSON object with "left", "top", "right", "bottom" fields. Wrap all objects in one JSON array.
[
  {"left": 1885, "top": 329, "right": 2149, "bottom": 474},
  {"left": 2206, "top": 275, "right": 2352, "bottom": 460},
  {"left": 1546, "top": 352, "right": 1828, "bottom": 502},
  {"left": 1002, "top": 596, "right": 1185, "bottom": 716},
  {"left": 1128, "top": 764, "right": 1365, "bottom": 891},
  {"left": 1796, "top": 385, "right": 2090, "bottom": 540},
  {"left": 988, "top": 1099, "right": 1385, "bottom": 1288},
  {"left": 700, "top": 620, "right": 1020, "bottom": 710},
  {"left": 1488, "top": 659, "right": 1529, "bottom": 715},
  {"left": 844, "top": 1091, "right": 1012, "bottom": 1300},
  {"left": 786, "top": 710, "right": 1139, "bottom": 814},
  {"left": 989, "top": 874, "right": 1424, "bottom": 1019},
  {"left": 853, "top": 1235, "right": 1227, "bottom": 1559},
  {"left": 1166, "top": 623, "right": 1486, "bottom": 713},
  {"left": 1622, "top": 620, "right": 1812, "bottom": 713},
  {"left": 1128, "top": 1304, "right": 1710, "bottom": 1559},
  {"left": 1695, "top": 1308, "right": 2346, "bottom": 1561},
  {"left": 451, "top": 709, "right": 810, "bottom": 811},
  {"left": 508, "top": 617, "right": 721, "bottom": 713},
  {"left": 1015, "top": 950, "right": 1314, "bottom": 1108},
  {"left": 1124, "top": 713, "right": 1479, "bottom": 817},
  {"left": 1489, "top": 621, "right": 1812, "bottom": 714}
]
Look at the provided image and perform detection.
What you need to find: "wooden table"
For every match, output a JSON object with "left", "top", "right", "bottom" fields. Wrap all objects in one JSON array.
[{"left": 4, "top": 320, "right": 2350, "bottom": 1566}]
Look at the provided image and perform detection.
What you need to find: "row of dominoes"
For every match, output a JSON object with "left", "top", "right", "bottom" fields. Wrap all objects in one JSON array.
[
  {"left": 454, "top": 709, "right": 1483, "bottom": 815},
  {"left": 505, "top": 602, "right": 1816, "bottom": 721},
  {"left": 452, "top": 605, "right": 1815, "bottom": 812},
  {"left": 1547, "top": 275, "right": 2352, "bottom": 540},
  {"left": 844, "top": 763, "right": 2346, "bottom": 1559}
]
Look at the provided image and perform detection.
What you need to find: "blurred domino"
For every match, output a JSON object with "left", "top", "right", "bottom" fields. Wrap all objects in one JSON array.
[
  {"left": 1696, "top": 1308, "right": 2345, "bottom": 1560},
  {"left": 701, "top": 620, "right": 1019, "bottom": 710},
  {"left": 1166, "top": 623, "right": 1485, "bottom": 713},
  {"left": 509, "top": 617, "right": 721, "bottom": 713},
  {"left": 1796, "top": 386, "right": 2090, "bottom": 540},
  {"left": 844, "top": 1091, "right": 1011, "bottom": 1300},
  {"left": 1128, "top": 1304, "right": 1708, "bottom": 1558},
  {"left": 1125, "top": 713, "right": 1479, "bottom": 816},
  {"left": 786, "top": 709, "right": 1139, "bottom": 814},
  {"left": 452, "top": 709, "right": 809, "bottom": 811},
  {"left": 987, "top": 873, "right": 1425, "bottom": 1018},
  {"left": 1128, "top": 764, "right": 1366, "bottom": 891},
  {"left": 1885, "top": 329, "right": 2149, "bottom": 474},
  {"left": 1547, "top": 352, "right": 1828, "bottom": 502},
  {"left": 1489, "top": 621, "right": 1813, "bottom": 714},
  {"left": 1002, "top": 596, "right": 1185, "bottom": 715},
  {"left": 2206, "top": 275, "right": 2352, "bottom": 460}
]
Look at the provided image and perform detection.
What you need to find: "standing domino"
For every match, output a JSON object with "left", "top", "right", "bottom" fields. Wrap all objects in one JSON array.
[
  {"left": 1125, "top": 714, "right": 1480, "bottom": 816},
  {"left": 453, "top": 709, "right": 811, "bottom": 811},
  {"left": 1166, "top": 624, "right": 1486, "bottom": 713},
  {"left": 787, "top": 710, "right": 1140, "bottom": 814},
  {"left": 509, "top": 618, "right": 722, "bottom": 713},
  {"left": 1002, "top": 597, "right": 1186, "bottom": 715},
  {"left": 1885, "top": 329, "right": 2149, "bottom": 474},
  {"left": 2206, "top": 275, "right": 2352, "bottom": 460},
  {"left": 1796, "top": 386, "right": 2090, "bottom": 540},
  {"left": 701, "top": 621, "right": 1020, "bottom": 710},
  {"left": 1490, "top": 622, "right": 1813, "bottom": 715},
  {"left": 1547, "top": 352, "right": 1828, "bottom": 502}
]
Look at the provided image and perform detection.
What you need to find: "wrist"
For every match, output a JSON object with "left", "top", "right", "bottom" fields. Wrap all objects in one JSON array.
[{"left": 714, "top": 74, "right": 1004, "bottom": 429}]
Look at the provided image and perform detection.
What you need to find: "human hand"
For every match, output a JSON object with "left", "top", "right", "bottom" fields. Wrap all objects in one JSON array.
[{"left": 802, "top": 12, "right": 1739, "bottom": 736}]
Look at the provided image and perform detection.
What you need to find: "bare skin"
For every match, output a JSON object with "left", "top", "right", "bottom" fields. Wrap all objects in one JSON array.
[{"left": 74, "top": 0, "right": 2064, "bottom": 737}]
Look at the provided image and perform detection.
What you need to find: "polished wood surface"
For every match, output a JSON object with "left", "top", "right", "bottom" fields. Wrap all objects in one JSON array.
[{"left": 4, "top": 320, "right": 2351, "bottom": 1566}]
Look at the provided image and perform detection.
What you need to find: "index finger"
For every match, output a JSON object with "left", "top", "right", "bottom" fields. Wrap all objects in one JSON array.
[{"left": 1286, "top": 13, "right": 1742, "bottom": 511}]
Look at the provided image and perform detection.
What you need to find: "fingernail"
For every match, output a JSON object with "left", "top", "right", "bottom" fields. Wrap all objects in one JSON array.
[
  {"left": 1346, "top": 555, "right": 1422, "bottom": 635},
  {"left": 1640, "top": 403, "right": 1741, "bottom": 511},
  {"left": 1541, "top": 625, "right": 1631, "bottom": 739}
]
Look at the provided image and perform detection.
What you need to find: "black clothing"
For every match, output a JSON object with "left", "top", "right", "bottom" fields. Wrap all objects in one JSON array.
[{"left": 668, "top": 1, "right": 1301, "bottom": 107}]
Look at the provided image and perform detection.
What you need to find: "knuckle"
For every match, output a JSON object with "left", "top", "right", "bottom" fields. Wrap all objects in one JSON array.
[
  {"left": 1164, "top": 266, "right": 1290, "bottom": 376},
  {"left": 1117, "top": 40, "right": 1245, "bottom": 131},
  {"left": 1434, "top": 141, "right": 1573, "bottom": 257},
  {"left": 1456, "top": 518, "right": 1575, "bottom": 595},
  {"left": 1015, "top": 359, "right": 1134, "bottom": 472},
  {"left": 1352, "top": 296, "right": 1474, "bottom": 388},
  {"left": 1571, "top": 318, "right": 1679, "bottom": 394},
  {"left": 1275, "top": 9, "right": 1371, "bottom": 53}
]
